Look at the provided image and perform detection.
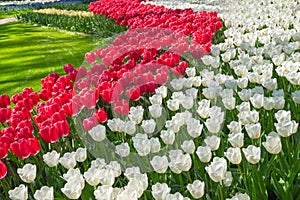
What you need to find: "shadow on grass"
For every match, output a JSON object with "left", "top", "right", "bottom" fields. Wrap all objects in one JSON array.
[{"left": 0, "top": 22, "right": 102, "bottom": 96}]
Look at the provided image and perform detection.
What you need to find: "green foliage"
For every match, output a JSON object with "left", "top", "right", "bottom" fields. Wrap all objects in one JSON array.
[{"left": 17, "top": 12, "right": 127, "bottom": 37}]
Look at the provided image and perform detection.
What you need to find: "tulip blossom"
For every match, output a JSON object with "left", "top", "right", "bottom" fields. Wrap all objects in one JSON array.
[
  {"left": 8, "top": 184, "right": 28, "bottom": 200},
  {"left": 187, "top": 180, "right": 205, "bottom": 199},
  {"left": 196, "top": 146, "right": 212, "bottom": 163},
  {"left": 151, "top": 183, "right": 171, "bottom": 200},
  {"left": 262, "top": 132, "right": 282, "bottom": 154},
  {"left": 150, "top": 156, "right": 169, "bottom": 174},
  {"left": 34, "top": 186, "right": 54, "bottom": 200},
  {"left": 116, "top": 143, "right": 130, "bottom": 157},
  {"left": 43, "top": 150, "right": 60, "bottom": 167},
  {"left": 205, "top": 157, "right": 227, "bottom": 182},
  {"left": 242, "top": 145, "right": 261, "bottom": 164},
  {"left": 17, "top": 164, "right": 37, "bottom": 183},
  {"left": 0, "top": 160, "right": 7, "bottom": 179}
]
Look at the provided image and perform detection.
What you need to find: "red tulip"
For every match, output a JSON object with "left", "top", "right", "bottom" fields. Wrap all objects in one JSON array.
[
  {"left": 0, "top": 160, "right": 7, "bottom": 179},
  {"left": 10, "top": 139, "right": 31, "bottom": 158},
  {"left": 0, "top": 144, "right": 9, "bottom": 159},
  {"left": 85, "top": 52, "right": 97, "bottom": 64},
  {"left": 39, "top": 126, "right": 59, "bottom": 143},
  {"left": 28, "top": 137, "right": 40, "bottom": 156},
  {"left": 83, "top": 115, "right": 98, "bottom": 131},
  {"left": 0, "top": 108, "right": 11, "bottom": 123},
  {"left": 0, "top": 94, "right": 10, "bottom": 108},
  {"left": 125, "top": 86, "right": 141, "bottom": 101},
  {"left": 113, "top": 99, "right": 130, "bottom": 115},
  {"left": 95, "top": 108, "right": 108, "bottom": 123}
]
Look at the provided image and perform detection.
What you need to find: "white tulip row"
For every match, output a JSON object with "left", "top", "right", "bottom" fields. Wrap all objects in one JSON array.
[{"left": 0, "top": 0, "right": 61, "bottom": 6}]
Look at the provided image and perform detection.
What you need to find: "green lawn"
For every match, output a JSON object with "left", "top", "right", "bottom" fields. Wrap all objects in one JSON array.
[{"left": 0, "top": 21, "right": 101, "bottom": 96}]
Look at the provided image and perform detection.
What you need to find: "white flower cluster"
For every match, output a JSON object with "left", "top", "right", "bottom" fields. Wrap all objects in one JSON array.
[
  {"left": 143, "top": 0, "right": 225, "bottom": 12},
  {"left": 42, "top": 147, "right": 87, "bottom": 169},
  {"left": 0, "top": 0, "right": 60, "bottom": 6}
]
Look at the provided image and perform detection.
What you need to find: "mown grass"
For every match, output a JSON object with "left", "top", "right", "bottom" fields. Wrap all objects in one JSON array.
[
  {"left": 0, "top": 21, "right": 102, "bottom": 96},
  {"left": 0, "top": 10, "right": 20, "bottom": 19}
]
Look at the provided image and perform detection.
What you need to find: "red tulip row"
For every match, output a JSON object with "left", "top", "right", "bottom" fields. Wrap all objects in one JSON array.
[
  {"left": 88, "top": 0, "right": 222, "bottom": 40},
  {"left": 0, "top": 0, "right": 222, "bottom": 180}
]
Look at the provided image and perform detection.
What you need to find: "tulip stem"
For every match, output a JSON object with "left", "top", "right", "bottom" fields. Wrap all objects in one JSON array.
[
  {"left": 238, "top": 162, "right": 249, "bottom": 193},
  {"left": 218, "top": 185, "right": 224, "bottom": 200}
]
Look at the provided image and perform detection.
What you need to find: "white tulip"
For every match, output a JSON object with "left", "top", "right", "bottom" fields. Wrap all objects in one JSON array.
[
  {"left": 224, "top": 147, "right": 242, "bottom": 165},
  {"left": 236, "top": 102, "right": 251, "bottom": 112},
  {"left": 155, "top": 86, "right": 168, "bottom": 99},
  {"left": 186, "top": 118, "right": 203, "bottom": 138},
  {"left": 170, "top": 78, "right": 185, "bottom": 91},
  {"left": 94, "top": 185, "right": 118, "bottom": 200},
  {"left": 89, "top": 124, "right": 106, "bottom": 142},
  {"left": 168, "top": 150, "right": 192, "bottom": 174},
  {"left": 292, "top": 90, "right": 300, "bottom": 104},
  {"left": 228, "top": 132, "right": 244, "bottom": 148},
  {"left": 242, "top": 145, "right": 261, "bottom": 164},
  {"left": 245, "top": 123, "right": 261, "bottom": 139},
  {"left": 222, "top": 97, "right": 236, "bottom": 110},
  {"left": 181, "top": 140, "right": 195, "bottom": 154},
  {"left": 262, "top": 132, "right": 282, "bottom": 154},
  {"left": 34, "top": 186, "right": 54, "bottom": 200},
  {"left": 107, "top": 118, "right": 125, "bottom": 132},
  {"left": 275, "top": 110, "right": 291, "bottom": 122},
  {"left": 204, "top": 136, "right": 221, "bottom": 151},
  {"left": 185, "top": 88, "right": 198, "bottom": 99},
  {"left": 187, "top": 180, "right": 205, "bottom": 199},
  {"left": 250, "top": 93, "right": 264, "bottom": 109},
  {"left": 150, "top": 138, "right": 161, "bottom": 153},
  {"left": 129, "top": 106, "right": 144, "bottom": 124},
  {"left": 17, "top": 164, "right": 36, "bottom": 183},
  {"left": 263, "top": 97, "right": 274, "bottom": 110},
  {"left": 227, "top": 193, "right": 250, "bottom": 200},
  {"left": 150, "top": 94, "right": 163, "bottom": 105},
  {"left": 9, "top": 184, "right": 28, "bottom": 200},
  {"left": 197, "top": 99, "right": 210, "bottom": 119},
  {"left": 262, "top": 78, "right": 277, "bottom": 91},
  {"left": 191, "top": 76, "right": 202, "bottom": 87},
  {"left": 167, "top": 99, "right": 180, "bottom": 111},
  {"left": 59, "top": 152, "right": 77, "bottom": 169},
  {"left": 149, "top": 104, "right": 163, "bottom": 118},
  {"left": 161, "top": 129, "right": 175, "bottom": 145},
  {"left": 133, "top": 134, "right": 151, "bottom": 156},
  {"left": 222, "top": 171, "right": 233, "bottom": 187},
  {"left": 227, "top": 121, "right": 242, "bottom": 134},
  {"left": 205, "top": 157, "right": 227, "bottom": 182},
  {"left": 124, "top": 121, "right": 136, "bottom": 135},
  {"left": 273, "top": 96, "right": 285, "bottom": 110},
  {"left": 196, "top": 146, "right": 212, "bottom": 163},
  {"left": 43, "top": 150, "right": 60, "bottom": 167},
  {"left": 116, "top": 189, "right": 138, "bottom": 200},
  {"left": 237, "top": 77, "right": 248, "bottom": 89},
  {"left": 275, "top": 120, "right": 298, "bottom": 137},
  {"left": 181, "top": 95, "right": 194, "bottom": 110},
  {"left": 150, "top": 156, "right": 168, "bottom": 174},
  {"left": 151, "top": 183, "right": 171, "bottom": 200},
  {"left": 84, "top": 167, "right": 101, "bottom": 186},
  {"left": 205, "top": 118, "right": 221, "bottom": 134},
  {"left": 75, "top": 147, "right": 87, "bottom": 162},
  {"left": 185, "top": 67, "right": 196, "bottom": 77},
  {"left": 141, "top": 119, "right": 156, "bottom": 134},
  {"left": 238, "top": 89, "right": 252, "bottom": 102}
]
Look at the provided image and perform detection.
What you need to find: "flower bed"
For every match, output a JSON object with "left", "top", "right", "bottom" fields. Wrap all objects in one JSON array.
[
  {"left": 33, "top": 8, "right": 93, "bottom": 17},
  {"left": 17, "top": 11, "right": 126, "bottom": 37},
  {"left": 1, "top": 0, "right": 300, "bottom": 199}
]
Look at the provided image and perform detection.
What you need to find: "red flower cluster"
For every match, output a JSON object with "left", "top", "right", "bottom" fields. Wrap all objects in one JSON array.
[
  {"left": 0, "top": 65, "right": 78, "bottom": 179},
  {"left": 89, "top": 0, "right": 222, "bottom": 41}
]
